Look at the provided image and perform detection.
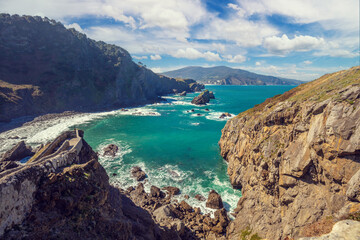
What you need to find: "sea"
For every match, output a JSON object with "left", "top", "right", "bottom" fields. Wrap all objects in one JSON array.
[{"left": 0, "top": 85, "right": 295, "bottom": 214}]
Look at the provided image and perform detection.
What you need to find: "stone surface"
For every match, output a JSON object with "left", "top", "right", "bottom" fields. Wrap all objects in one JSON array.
[
  {"left": 219, "top": 67, "right": 360, "bottom": 239},
  {"left": 219, "top": 112, "right": 232, "bottom": 119},
  {"left": 195, "top": 194, "right": 206, "bottom": 201},
  {"left": 299, "top": 220, "right": 360, "bottom": 240},
  {"left": 162, "top": 186, "right": 180, "bottom": 196},
  {"left": 206, "top": 190, "right": 223, "bottom": 209}
]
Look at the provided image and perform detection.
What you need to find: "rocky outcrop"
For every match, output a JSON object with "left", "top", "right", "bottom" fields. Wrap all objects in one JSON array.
[
  {"left": 0, "top": 14, "right": 202, "bottom": 123},
  {"left": 206, "top": 190, "right": 223, "bottom": 209},
  {"left": 191, "top": 90, "right": 214, "bottom": 105},
  {"left": 219, "top": 67, "right": 360, "bottom": 239},
  {"left": 102, "top": 144, "right": 118, "bottom": 157},
  {"left": 0, "top": 141, "right": 33, "bottom": 171},
  {"left": 0, "top": 130, "right": 176, "bottom": 239},
  {"left": 219, "top": 113, "right": 232, "bottom": 119},
  {"left": 180, "top": 91, "right": 187, "bottom": 96},
  {"left": 162, "top": 186, "right": 180, "bottom": 196}
]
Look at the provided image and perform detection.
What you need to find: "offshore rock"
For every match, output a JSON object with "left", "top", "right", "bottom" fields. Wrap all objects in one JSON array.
[
  {"left": 206, "top": 190, "right": 223, "bottom": 209},
  {"left": 162, "top": 186, "right": 180, "bottom": 196},
  {"left": 102, "top": 144, "right": 119, "bottom": 157},
  {"left": 131, "top": 166, "right": 146, "bottom": 181},
  {"left": 191, "top": 90, "right": 214, "bottom": 105},
  {"left": 219, "top": 67, "right": 360, "bottom": 239}
]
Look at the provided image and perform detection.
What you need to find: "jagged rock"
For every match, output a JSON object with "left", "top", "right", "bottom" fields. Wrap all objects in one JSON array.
[
  {"left": 153, "top": 205, "right": 175, "bottom": 222},
  {"left": 191, "top": 90, "right": 214, "bottom": 105},
  {"left": 162, "top": 186, "right": 180, "bottom": 196},
  {"left": 150, "top": 185, "right": 165, "bottom": 198},
  {"left": 219, "top": 112, "right": 232, "bottom": 119},
  {"left": 179, "top": 200, "right": 193, "bottom": 212},
  {"left": 195, "top": 194, "right": 206, "bottom": 201},
  {"left": 205, "top": 108, "right": 210, "bottom": 111},
  {"left": 1, "top": 141, "right": 33, "bottom": 162},
  {"left": 179, "top": 91, "right": 187, "bottom": 96},
  {"left": 103, "top": 144, "right": 119, "bottom": 157},
  {"left": 206, "top": 190, "right": 223, "bottom": 209},
  {"left": 184, "top": 194, "right": 189, "bottom": 199},
  {"left": 299, "top": 220, "right": 360, "bottom": 240},
  {"left": 211, "top": 208, "right": 230, "bottom": 234},
  {"left": 346, "top": 169, "right": 360, "bottom": 202},
  {"left": 131, "top": 166, "right": 146, "bottom": 181}
]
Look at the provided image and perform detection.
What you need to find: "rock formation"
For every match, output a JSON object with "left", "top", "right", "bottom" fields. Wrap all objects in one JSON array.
[
  {"left": 0, "top": 130, "right": 177, "bottom": 239},
  {"left": 131, "top": 166, "right": 146, "bottom": 181},
  {"left": 219, "top": 66, "right": 360, "bottom": 239},
  {"left": 102, "top": 144, "right": 119, "bottom": 157},
  {"left": 219, "top": 113, "right": 232, "bottom": 119},
  {"left": 191, "top": 90, "right": 214, "bottom": 105},
  {"left": 180, "top": 91, "right": 187, "bottom": 96},
  {"left": 0, "top": 14, "right": 203, "bottom": 122},
  {"left": 206, "top": 190, "right": 224, "bottom": 209}
]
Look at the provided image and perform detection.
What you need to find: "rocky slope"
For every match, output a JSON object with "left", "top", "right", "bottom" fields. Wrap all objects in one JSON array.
[
  {"left": 0, "top": 130, "right": 230, "bottom": 240},
  {"left": 219, "top": 66, "right": 360, "bottom": 239},
  {"left": 0, "top": 14, "right": 203, "bottom": 123},
  {"left": 162, "top": 66, "right": 303, "bottom": 85}
]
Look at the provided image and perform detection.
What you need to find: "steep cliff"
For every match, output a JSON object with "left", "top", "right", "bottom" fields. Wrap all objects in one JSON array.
[
  {"left": 219, "top": 66, "right": 360, "bottom": 239},
  {"left": 0, "top": 14, "right": 203, "bottom": 122}
]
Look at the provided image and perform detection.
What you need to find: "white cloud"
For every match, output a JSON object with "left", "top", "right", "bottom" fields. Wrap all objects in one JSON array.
[
  {"left": 133, "top": 55, "right": 148, "bottom": 60},
  {"left": 255, "top": 61, "right": 261, "bottom": 66},
  {"left": 172, "top": 48, "right": 221, "bottom": 61},
  {"left": 264, "top": 34, "right": 325, "bottom": 55},
  {"left": 303, "top": 60, "right": 312, "bottom": 65},
  {"left": 224, "top": 54, "right": 246, "bottom": 63},
  {"left": 150, "top": 54, "right": 162, "bottom": 60}
]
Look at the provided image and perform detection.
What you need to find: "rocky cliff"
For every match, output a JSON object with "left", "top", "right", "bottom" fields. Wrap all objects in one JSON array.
[
  {"left": 219, "top": 66, "right": 360, "bottom": 239},
  {"left": 0, "top": 14, "right": 203, "bottom": 122}
]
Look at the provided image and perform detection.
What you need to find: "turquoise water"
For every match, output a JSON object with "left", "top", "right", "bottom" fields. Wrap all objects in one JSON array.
[{"left": 76, "top": 85, "right": 295, "bottom": 213}]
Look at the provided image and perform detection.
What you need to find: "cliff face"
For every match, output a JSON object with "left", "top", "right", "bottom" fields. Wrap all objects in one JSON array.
[
  {"left": 219, "top": 67, "right": 360, "bottom": 239},
  {"left": 0, "top": 14, "right": 203, "bottom": 122}
]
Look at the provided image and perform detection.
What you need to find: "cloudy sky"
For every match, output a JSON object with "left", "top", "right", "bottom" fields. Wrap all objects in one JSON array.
[{"left": 1, "top": 0, "right": 359, "bottom": 81}]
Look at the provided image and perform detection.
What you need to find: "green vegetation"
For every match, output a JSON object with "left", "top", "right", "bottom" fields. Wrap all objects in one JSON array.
[{"left": 239, "top": 227, "right": 262, "bottom": 240}]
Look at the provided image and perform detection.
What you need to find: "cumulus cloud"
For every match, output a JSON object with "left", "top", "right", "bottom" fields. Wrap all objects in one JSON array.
[
  {"left": 264, "top": 34, "right": 325, "bottom": 55},
  {"left": 172, "top": 48, "right": 221, "bottom": 61},
  {"left": 303, "top": 60, "right": 312, "bottom": 65},
  {"left": 255, "top": 61, "right": 261, "bottom": 66},
  {"left": 224, "top": 54, "right": 246, "bottom": 63},
  {"left": 150, "top": 54, "right": 162, "bottom": 60}
]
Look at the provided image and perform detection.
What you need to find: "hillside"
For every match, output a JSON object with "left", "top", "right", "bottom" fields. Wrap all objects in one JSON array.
[
  {"left": 0, "top": 14, "right": 203, "bottom": 123},
  {"left": 219, "top": 66, "right": 360, "bottom": 239},
  {"left": 162, "top": 66, "right": 303, "bottom": 85}
]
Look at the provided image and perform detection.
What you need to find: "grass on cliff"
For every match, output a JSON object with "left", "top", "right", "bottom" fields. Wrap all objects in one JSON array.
[{"left": 237, "top": 66, "right": 360, "bottom": 118}]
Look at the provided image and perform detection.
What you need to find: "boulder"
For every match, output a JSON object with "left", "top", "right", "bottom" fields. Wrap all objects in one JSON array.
[
  {"left": 153, "top": 205, "right": 175, "bottom": 222},
  {"left": 179, "top": 200, "right": 193, "bottom": 212},
  {"left": 103, "top": 144, "right": 119, "bottom": 157},
  {"left": 131, "top": 166, "right": 146, "bottom": 181},
  {"left": 179, "top": 91, "right": 187, "bottom": 96},
  {"left": 346, "top": 169, "right": 360, "bottom": 201},
  {"left": 206, "top": 190, "right": 223, "bottom": 209},
  {"left": 150, "top": 185, "right": 165, "bottom": 198},
  {"left": 195, "top": 194, "right": 206, "bottom": 201},
  {"left": 162, "top": 186, "right": 180, "bottom": 196}
]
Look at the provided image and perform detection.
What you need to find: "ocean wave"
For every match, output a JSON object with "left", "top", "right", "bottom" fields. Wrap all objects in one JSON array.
[{"left": 205, "top": 111, "right": 235, "bottom": 121}]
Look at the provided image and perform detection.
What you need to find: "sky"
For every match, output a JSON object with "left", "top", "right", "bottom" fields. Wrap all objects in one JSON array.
[{"left": 1, "top": 0, "right": 359, "bottom": 81}]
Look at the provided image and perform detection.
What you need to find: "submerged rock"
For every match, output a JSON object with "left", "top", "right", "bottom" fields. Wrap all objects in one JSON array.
[
  {"left": 103, "top": 144, "right": 119, "bottom": 157},
  {"left": 195, "top": 194, "right": 206, "bottom": 201},
  {"left": 206, "top": 190, "right": 223, "bottom": 209},
  {"left": 219, "top": 112, "right": 232, "bottom": 119}
]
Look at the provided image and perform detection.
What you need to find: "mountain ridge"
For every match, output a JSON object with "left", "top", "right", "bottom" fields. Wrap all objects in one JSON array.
[{"left": 162, "top": 66, "right": 303, "bottom": 85}]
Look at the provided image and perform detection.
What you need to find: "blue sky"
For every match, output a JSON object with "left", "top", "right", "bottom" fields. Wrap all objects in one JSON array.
[{"left": 1, "top": 0, "right": 359, "bottom": 81}]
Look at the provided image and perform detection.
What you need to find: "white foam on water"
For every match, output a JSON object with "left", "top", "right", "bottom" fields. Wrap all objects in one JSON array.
[
  {"left": 190, "top": 122, "right": 200, "bottom": 126},
  {"left": 205, "top": 111, "right": 235, "bottom": 121},
  {"left": 0, "top": 107, "right": 160, "bottom": 154}
]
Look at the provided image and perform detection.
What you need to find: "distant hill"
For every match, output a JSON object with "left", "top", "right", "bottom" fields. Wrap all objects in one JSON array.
[{"left": 162, "top": 66, "right": 303, "bottom": 85}]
